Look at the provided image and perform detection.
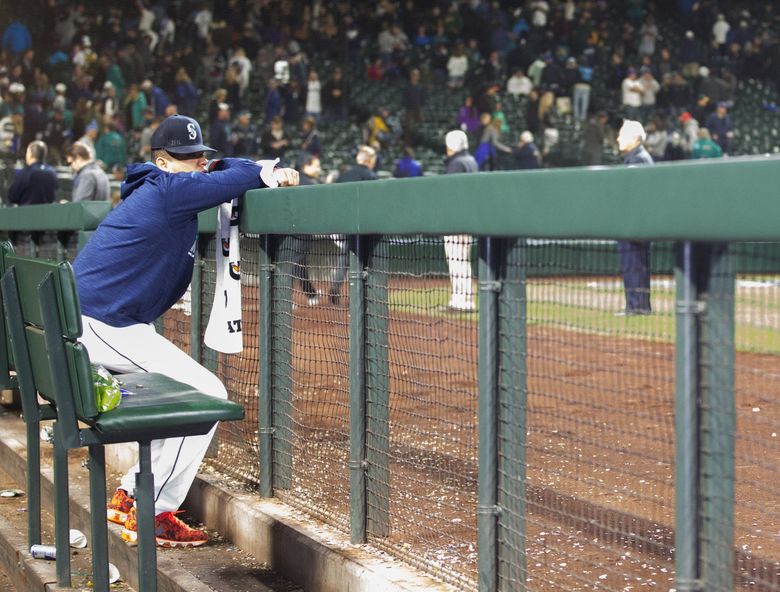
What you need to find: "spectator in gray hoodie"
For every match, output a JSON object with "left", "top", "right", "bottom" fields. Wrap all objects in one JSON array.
[{"left": 67, "top": 141, "right": 111, "bottom": 202}]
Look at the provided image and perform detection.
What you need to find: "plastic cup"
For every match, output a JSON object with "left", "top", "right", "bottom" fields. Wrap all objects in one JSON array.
[
  {"left": 69, "top": 528, "right": 87, "bottom": 548},
  {"left": 108, "top": 562, "right": 121, "bottom": 583}
]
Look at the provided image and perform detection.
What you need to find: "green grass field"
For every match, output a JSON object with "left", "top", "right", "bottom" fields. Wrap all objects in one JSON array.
[{"left": 389, "top": 279, "right": 780, "bottom": 355}]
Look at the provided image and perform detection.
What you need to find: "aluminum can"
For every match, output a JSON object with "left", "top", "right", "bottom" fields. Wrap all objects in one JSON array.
[{"left": 30, "top": 544, "right": 56, "bottom": 560}]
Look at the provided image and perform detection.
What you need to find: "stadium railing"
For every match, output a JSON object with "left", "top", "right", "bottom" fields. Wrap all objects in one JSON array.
[{"left": 2, "top": 155, "right": 780, "bottom": 592}]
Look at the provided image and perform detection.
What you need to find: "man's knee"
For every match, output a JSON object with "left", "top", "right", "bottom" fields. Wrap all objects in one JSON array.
[{"left": 202, "top": 372, "right": 228, "bottom": 400}]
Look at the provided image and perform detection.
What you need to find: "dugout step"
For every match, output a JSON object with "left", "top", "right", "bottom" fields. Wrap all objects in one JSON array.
[{"left": 0, "top": 410, "right": 297, "bottom": 592}]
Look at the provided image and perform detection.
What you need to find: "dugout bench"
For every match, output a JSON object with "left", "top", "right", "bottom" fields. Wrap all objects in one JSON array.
[
  {"left": 0, "top": 242, "right": 58, "bottom": 553},
  {"left": 0, "top": 241, "right": 245, "bottom": 592}
]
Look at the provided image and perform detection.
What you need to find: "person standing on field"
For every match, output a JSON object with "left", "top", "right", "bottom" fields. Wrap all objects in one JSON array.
[
  {"left": 443, "top": 130, "right": 478, "bottom": 312},
  {"left": 615, "top": 119, "right": 654, "bottom": 315}
]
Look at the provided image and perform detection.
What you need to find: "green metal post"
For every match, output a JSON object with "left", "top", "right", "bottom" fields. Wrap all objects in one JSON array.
[
  {"left": 136, "top": 441, "right": 158, "bottom": 592},
  {"left": 497, "top": 238, "right": 527, "bottom": 590},
  {"left": 88, "top": 445, "right": 110, "bottom": 592},
  {"left": 190, "top": 251, "right": 202, "bottom": 364},
  {"left": 55, "top": 232, "right": 65, "bottom": 262},
  {"left": 200, "top": 242, "right": 219, "bottom": 458},
  {"left": 365, "top": 236, "right": 390, "bottom": 538},
  {"left": 272, "top": 235, "right": 295, "bottom": 491},
  {"left": 52, "top": 421, "right": 71, "bottom": 587},
  {"left": 674, "top": 241, "right": 701, "bottom": 592},
  {"left": 349, "top": 235, "right": 367, "bottom": 543},
  {"left": 200, "top": 236, "right": 218, "bottom": 372},
  {"left": 258, "top": 235, "right": 275, "bottom": 497},
  {"left": 478, "top": 236, "right": 499, "bottom": 592},
  {"left": 699, "top": 243, "right": 735, "bottom": 591},
  {"left": 25, "top": 416, "right": 42, "bottom": 547}
]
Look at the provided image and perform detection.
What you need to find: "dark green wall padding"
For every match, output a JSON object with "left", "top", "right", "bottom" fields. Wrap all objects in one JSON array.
[{"left": 241, "top": 155, "right": 780, "bottom": 241}]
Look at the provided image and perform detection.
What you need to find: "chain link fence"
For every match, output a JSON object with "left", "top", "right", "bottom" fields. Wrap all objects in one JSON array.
[
  {"left": 5, "top": 229, "right": 780, "bottom": 590},
  {"left": 125, "top": 235, "right": 780, "bottom": 590}
]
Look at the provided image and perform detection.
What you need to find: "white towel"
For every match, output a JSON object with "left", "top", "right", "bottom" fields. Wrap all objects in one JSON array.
[
  {"left": 204, "top": 198, "right": 243, "bottom": 353},
  {"left": 204, "top": 159, "right": 279, "bottom": 353}
]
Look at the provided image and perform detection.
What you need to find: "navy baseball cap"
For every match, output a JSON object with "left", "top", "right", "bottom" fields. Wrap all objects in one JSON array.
[{"left": 151, "top": 114, "right": 214, "bottom": 155}]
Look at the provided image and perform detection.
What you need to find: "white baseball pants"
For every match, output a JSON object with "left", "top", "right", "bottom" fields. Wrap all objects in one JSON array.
[
  {"left": 80, "top": 315, "right": 227, "bottom": 514},
  {"left": 443, "top": 235, "right": 475, "bottom": 310}
]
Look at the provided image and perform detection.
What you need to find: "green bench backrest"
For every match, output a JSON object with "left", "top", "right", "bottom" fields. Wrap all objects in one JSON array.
[
  {"left": 0, "top": 253, "right": 98, "bottom": 425},
  {"left": 0, "top": 242, "right": 13, "bottom": 388}
]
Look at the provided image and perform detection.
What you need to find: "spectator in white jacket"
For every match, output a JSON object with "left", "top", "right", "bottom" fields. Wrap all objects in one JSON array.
[
  {"left": 506, "top": 69, "right": 533, "bottom": 96},
  {"left": 229, "top": 47, "right": 252, "bottom": 97},
  {"left": 447, "top": 43, "right": 468, "bottom": 89},
  {"left": 305, "top": 69, "right": 322, "bottom": 122},
  {"left": 712, "top": 13, "right": 730, "bottom": 52}
]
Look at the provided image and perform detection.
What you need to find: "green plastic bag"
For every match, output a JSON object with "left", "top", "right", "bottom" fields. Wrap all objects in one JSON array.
[{"left": 92, "top": 365, "right": 121, "bottom": 413}]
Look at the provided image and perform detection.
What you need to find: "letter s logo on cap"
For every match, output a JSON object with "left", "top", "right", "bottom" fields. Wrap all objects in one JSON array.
[{"left": 187, "top": 123, "right": 197, "bottom": 140}]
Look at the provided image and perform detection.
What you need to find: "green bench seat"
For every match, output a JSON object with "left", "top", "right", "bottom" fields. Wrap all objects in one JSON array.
[
  {"left": 91, "top": 372, "right": 242, "bottom": 438},
  {"left": 0, "top": 244, "right": 244, "bottom": 592}
]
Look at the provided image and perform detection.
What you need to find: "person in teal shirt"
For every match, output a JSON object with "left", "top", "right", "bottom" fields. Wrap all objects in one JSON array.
[
  {"left": 95, "top": 121, "right": 128, "bottom": 172},
  {"left": 492, "top": 101, "right": 510, "bottom": 134},
  {"left": 124, "top": 84, "right": 148, "bottom": 130},
  {"left": 105, "top": 60, "right": 125, "bottom": 98},
  {"left": 691, "top": 128, "right": 723, "bottom": 159}
]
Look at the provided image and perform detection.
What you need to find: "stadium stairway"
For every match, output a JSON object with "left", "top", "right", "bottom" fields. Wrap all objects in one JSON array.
[{"left": 0, "top": 409, "right": 456, "bottom": 592}]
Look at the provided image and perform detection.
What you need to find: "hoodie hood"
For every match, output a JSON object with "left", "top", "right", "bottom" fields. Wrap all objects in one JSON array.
[{"left": 120, "top": 162, "right": 163, "bottom": 200}]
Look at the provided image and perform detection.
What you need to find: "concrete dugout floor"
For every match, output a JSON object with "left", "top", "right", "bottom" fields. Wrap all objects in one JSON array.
[{"left": 0, "top": 408, "right": 455, "bottom": 592}]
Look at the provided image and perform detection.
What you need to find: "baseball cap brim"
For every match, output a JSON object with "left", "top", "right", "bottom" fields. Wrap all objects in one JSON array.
[{"left": 164, "top": 143, "right": 216, "bottom": 155}]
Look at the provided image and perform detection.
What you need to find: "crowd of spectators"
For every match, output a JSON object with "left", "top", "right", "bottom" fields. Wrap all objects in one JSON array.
[{"left": 1, "top": 0, "right": 780, "bottom": 201}]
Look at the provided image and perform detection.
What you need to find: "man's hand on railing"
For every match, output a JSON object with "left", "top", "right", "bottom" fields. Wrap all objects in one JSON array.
[
  {"left": 272, "top": 168, "right": 299, "bottom": 187},
  {"left": 255, "top": 159, "right": 298, "bottom": 188}
]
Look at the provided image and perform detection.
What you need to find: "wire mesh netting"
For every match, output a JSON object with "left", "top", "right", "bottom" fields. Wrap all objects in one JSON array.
[
  {"left": 270, "top": 235, "right": 352, "bottom": 530},
  {"left": 727, "top": 242, "right": 780, "bottom": 591},
  {"left": 204, "top": 235, "right": 263, "bottom": 484},
  {"left": 364, "top": 237, "right": 478, "bottom": 586},
  {"left": 503, "top": 240, "right": 676, "bottom": 591},
  {"left": 149, "top": 235, "right": 780, "bottom": 592}
]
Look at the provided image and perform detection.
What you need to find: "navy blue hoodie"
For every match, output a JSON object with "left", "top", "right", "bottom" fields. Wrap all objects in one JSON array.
[{"left": 73, "top": 158, "right": 267, "bottom": 327}]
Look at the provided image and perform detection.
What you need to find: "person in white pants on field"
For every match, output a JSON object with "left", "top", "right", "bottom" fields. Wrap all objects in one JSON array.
[
  {"left": 443, "top": 130, "right": 479, "bottom": 312},
  {"left": 443, "top": 235, "right": 475, "bottom": 311}
]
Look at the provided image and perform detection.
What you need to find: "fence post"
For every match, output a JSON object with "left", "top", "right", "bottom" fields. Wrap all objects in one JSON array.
[
  {"left": 190, "top": 249, "right": 202, "bottom": 364},
  {"left": 478, "top": 236, "right": 499, "bottom": 592},
  {"left": 674, "top": 241, "right": 701, "bottom": 592},
  {"left": 199, "top": 238, "right": 220, "bottom": 459},
  {"left": 272, "top": 235, "right": 295, "bottom": 491},
  {"left": 497, "top": 238, "right": 527, "bottom": 590},
  {"left": 365, "top": 236, "right": 390, "bottom": 538},
  {"left": 674, "top": 242, "right": 735, "bottom": 592},
  {"left": 201, "top": 239, "right": 219, "bottom": 376},
  {"left": 349, "top": 235, "right": 367, "bottom": 543},
  {"left": 258, "top": 234, "right": 275, "bottom": 497},
  {"left": 699, "top": 243, "right": 735, "bottom": 591}
]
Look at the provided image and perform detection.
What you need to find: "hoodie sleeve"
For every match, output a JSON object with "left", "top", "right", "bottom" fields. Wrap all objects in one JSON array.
[{"left": 163, "top": 158, "right": 270, "bottom": 225}]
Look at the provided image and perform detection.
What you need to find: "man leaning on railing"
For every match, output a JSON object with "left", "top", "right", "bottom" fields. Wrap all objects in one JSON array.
[{"left": 72, "top": 114, "right": 298, "bottom": 548}]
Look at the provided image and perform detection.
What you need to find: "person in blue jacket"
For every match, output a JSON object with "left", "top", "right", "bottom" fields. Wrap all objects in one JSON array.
[
  {"left": 511, "top": 131, "right": 541, "bottom": 169},
  {"left": 73, "top": 114, "right": 298, "bottom": 547},
  {"left": 392, "top": 146, "right": 423, "bottom": 178},
  {"left": 615, "top": 119, "right": 654, "bottom": 316},
  {"left": 1, "top": 21, "right": 32, "bottom": 56},
  {"left": 7, "top": 140, "right": 58, "bottom": 255}
]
